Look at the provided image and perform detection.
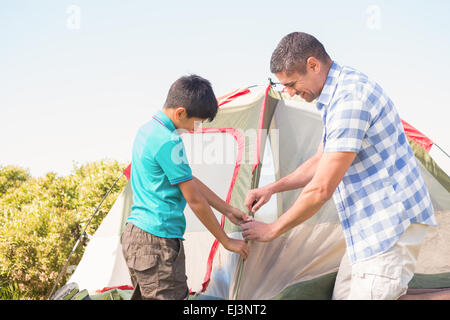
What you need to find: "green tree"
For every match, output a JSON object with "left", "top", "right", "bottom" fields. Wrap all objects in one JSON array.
[
  {"left": 0, "top": 166, "right": 30, "bottom": 196},
  {"left": 0, "top": 159, "right": 128, "bottom": 300}
]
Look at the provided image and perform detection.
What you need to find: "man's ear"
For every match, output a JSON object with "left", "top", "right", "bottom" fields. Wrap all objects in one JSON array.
[
  {"left": 306, "top": 57, "right": 320, "bottom": 73},
  {"left": 174, "top": 106, "right": 187, "bottom": 120}
]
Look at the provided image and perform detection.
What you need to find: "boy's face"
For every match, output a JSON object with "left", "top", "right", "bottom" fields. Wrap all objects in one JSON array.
[{"left": 173, "top": 107, "right": 205, "bottom": 131}]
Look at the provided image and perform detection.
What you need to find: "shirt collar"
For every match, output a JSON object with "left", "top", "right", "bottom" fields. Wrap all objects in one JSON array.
[
  {"left": 152, "top": 110, "right": 177, "bottom": 132},
  {"left": 316, "top": 61, "right": 342, "bottom": 111}
]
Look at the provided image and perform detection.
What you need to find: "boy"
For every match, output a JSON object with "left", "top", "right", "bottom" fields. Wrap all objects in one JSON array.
[{"left": 121, "top": 74, "right": 251, "bottom": 300}]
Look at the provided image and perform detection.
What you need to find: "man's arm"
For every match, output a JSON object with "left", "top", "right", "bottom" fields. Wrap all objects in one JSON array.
[
  {"left": 178, "top": 179, "right": 249, "bottom": 259},
  {"left": 244, "top": 141, "right": 323, "bottom": 213},
  {"left": 193, "top": 177, "right": 251, "bottom": 225},
  {"left": 242, "top": 151, "right": 356, "bottom": 241}
]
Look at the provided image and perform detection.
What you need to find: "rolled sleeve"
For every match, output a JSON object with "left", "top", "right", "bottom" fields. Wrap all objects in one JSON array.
[
  {"left": 324, "top": 98, "right": 371, "bottom": 154},
  {"left": 155, "top": 138, "right": 193, "bottom": 185}
]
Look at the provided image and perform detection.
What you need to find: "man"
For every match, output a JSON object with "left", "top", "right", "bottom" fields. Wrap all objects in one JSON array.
[
  {"left": 122, "top": 75, "right": 250, "bottom": 300},
  {"left": 241, "top": 32, "right": 437, "bottom": 300}
]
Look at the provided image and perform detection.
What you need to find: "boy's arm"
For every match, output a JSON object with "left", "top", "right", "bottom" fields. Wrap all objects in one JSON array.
[
  {"left": 178, "top": 179, "right": 249, "bottom": 259},
  {"left": 192, "top": 177, "right": 252, "bottom": 225}
]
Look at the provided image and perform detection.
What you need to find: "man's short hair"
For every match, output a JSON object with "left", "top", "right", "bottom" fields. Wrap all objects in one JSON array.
[
  {"left": 164, "top": 74, "right": 218, "bottom": 122},
  {"left": 270, "top": 32, "right": 330, "bottom": 75}
]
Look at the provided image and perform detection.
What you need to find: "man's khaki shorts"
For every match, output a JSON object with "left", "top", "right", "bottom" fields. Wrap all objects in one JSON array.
[
  {"left": 121, "top": 223, "right": 189, "bottom": 300},
  {"left": 332, "top": 223, "right": 429, "bottom": 300}
]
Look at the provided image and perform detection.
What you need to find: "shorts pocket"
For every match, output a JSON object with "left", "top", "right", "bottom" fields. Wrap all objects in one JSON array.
[
  {"left": 371, "top": 272, "right": 404, "bottom": 300},
  {"left": 160, "top": 238, "right": 180, "bottom": 265},
  {"left": 127, "top": 254, "right": 158, "bottom": 272},
  {"left": 173, "top": 240, "right": 187, "bottom": 283},
  {"left": 352, "top": 265, "right": 403, "bottom": 300},
  {"left": 157, "top": 240, "right": 188, "bottom": 299},
  {"left": 351, "top": 256, "right": 404, "bottom": 300},
  {"left": 127, "top": 254, "right": 159, "bottom": 298}
]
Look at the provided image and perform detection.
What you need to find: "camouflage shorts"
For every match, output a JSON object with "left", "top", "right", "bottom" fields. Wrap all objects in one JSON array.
[{"left": 121, "top": 223, "right": 189, "bottom": 300}]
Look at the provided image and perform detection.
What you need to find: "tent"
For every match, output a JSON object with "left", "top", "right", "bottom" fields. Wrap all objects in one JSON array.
[{"left": 66, "top": 83, "right": 450, "bottom": 300}]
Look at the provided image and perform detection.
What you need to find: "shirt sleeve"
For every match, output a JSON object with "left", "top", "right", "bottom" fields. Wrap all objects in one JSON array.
[
  {"left": 155, "top": 137, "right": 193, "bottom": 185},
  {"left": 324, "top": 97, "right": 371, "bottom": 153}
]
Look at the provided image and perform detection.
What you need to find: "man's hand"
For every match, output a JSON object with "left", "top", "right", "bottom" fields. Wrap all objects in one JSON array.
[
  {"left": 241, "top": 220, "right": 277, "bottom": 242},
  {"left": 226, "top": 207, "right": 253, "bottom": 226},
  {"left": 222, "top": 238, "right": 249, "bottom": 260},
  {"left": 244, "top": 186, "right": 273, "bottom": 213}
]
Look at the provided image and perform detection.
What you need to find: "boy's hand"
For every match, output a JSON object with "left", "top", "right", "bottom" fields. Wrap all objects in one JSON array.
[
  {"left": 226, "top": 207, "right": 253, "bottom": 226},
  {"left": 222, "top": 238, "right": 249, "bottom": 260}
]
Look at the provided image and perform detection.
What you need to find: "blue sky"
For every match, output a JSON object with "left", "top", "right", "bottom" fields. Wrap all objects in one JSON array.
[{"left": 1, "top": 0, "right": 449, "bottom": 176}]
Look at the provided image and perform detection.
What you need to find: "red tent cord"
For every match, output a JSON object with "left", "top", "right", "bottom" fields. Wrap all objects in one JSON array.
[
  {"left": 96, "top": 285, "right": 134, "bottom": 294},
  {"left": 195, "top": 128, "right": 245, "bottom": 292},
  {"left": 217, "top": 87, "right": 251, "bottom": 107},
  {"left": 252, "top": 84, "right": 272, "bottom": 173}
]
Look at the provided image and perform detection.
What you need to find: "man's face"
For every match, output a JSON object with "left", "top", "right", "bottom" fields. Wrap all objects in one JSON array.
[{"left": 275, "top": 58, "right": 325, "bottom": 103}]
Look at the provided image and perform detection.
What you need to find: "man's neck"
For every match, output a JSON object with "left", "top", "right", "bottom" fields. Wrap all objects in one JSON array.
[{"left": 316, "top": 59, "right": 334, "bottom": 98}]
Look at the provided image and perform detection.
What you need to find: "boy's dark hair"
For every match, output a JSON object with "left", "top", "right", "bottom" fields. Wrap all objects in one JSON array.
[
  {"left": 163, "top": 74, "right": 218, "bottom": 122},
  {"left": 270, "top": 32, "right": 330, "bottom": 75}
]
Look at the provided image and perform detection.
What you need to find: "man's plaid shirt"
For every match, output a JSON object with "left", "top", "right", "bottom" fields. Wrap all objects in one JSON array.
[{"left": 316, "top": 61, "right": 436, "bottom": 263}]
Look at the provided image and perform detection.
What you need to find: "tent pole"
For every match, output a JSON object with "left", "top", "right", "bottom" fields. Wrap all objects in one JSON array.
[
  {"left": 232, "top": 241, "right": 249, "bottom": 300},
  {"left": 232, "top": 207, "right": 256, "bottom": 300},
  {"left": 233, "top": 257, "right": 244, "bottom": 300},
  {"left": 232, "top": 85, "right": 274, "bottom": 299}
]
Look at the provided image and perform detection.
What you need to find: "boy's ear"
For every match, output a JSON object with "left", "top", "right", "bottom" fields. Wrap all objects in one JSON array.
[{"left": 174, "top": 106, "right": 187, "bottom": 120}]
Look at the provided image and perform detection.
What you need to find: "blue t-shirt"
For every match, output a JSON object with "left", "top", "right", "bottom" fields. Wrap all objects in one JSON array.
[{"left": 126, "top": 110, "right": 193, "bottom": 239}]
